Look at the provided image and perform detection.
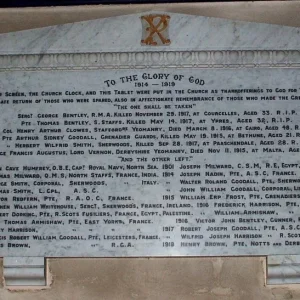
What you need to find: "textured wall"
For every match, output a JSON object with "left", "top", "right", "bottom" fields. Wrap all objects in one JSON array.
[
  {"left": 1, "top": 1, "right": 300, "bottom": 34},
  {"left": 1, "top": 257, "right": 300, "bottom": 300},
  {"left": 1, "top": 2, "right": 300, "bottom": 299}
]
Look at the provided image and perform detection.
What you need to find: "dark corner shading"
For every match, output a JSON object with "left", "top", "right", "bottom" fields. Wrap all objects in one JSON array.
[{"left": 1, "top": 0, "right": 245, "bottom": 8}]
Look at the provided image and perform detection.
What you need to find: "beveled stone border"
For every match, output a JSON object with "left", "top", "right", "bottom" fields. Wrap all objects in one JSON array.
[{"left": 0, "top": 50, "right": 299, "bottom": 71}]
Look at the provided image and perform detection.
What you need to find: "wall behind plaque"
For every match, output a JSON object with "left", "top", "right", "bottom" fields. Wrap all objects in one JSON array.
[{"left": 1, "top": 2, "right": 300, "bottom": 299}]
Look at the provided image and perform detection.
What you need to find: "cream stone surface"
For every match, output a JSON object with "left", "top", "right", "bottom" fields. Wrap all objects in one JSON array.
[
  {"left": 1, "top": 257, "right": 300, "bottom": 300},
  {"left": 1, "top": 1, "right": 300, "bottom": 34},
  {"left": 1, "top": 2, "right": 300, "bottom": 299}
]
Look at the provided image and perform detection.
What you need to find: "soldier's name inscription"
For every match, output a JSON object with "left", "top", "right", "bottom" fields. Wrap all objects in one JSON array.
[{"left": 0, "top": 68, "right": 300, "bottom": 257}]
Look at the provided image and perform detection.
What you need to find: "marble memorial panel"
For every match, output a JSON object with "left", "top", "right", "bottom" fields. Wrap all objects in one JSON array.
[{"left": 0, "top": 13, "right": 299, "bottom": 257}]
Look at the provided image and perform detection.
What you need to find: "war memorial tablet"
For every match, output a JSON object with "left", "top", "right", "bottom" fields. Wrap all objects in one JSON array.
[{"left": 0, "top": 13, "right": 300, "bottom": 257}]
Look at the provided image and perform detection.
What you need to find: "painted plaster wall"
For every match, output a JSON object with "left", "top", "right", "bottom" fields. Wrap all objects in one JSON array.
[
  {"left": 1, "top": 2, "right": 300, "bottom": 299},
  {"left": 1, "top": 257, "right": 300, "bottom": 299}
]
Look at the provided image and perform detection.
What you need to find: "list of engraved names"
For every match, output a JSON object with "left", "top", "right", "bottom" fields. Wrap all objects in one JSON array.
[{"left": 0, "top": 68, "right": 300, "bottom": 256}]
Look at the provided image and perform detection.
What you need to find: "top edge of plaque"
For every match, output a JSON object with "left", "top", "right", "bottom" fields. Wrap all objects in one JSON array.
[{"left": 0, "top": 11, "right": 299, "bottom": 55}]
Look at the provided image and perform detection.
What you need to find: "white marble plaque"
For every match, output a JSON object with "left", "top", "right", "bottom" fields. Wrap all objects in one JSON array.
[{"left": 0, "top": 12, "right": 300, "bottom": 257}]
